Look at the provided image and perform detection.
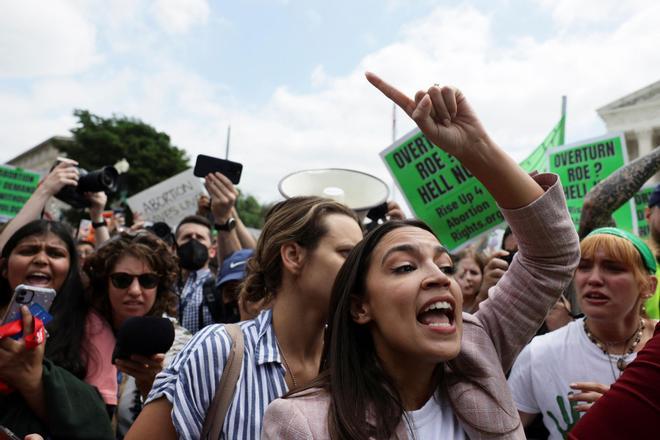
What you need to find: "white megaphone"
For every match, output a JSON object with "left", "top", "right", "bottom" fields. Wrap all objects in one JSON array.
[{"left": 278, "top": 168, "right": 390, "bottom": 220}]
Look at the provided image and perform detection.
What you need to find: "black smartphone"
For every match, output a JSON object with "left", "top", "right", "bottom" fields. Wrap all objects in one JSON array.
[
  {"left": 193, "top": 154, "right": 242, "bottom": 184},
  {"left": 501, "top": 250, "right": 517, "bottom": 266}
]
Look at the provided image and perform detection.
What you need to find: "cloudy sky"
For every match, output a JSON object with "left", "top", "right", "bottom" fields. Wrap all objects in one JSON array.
[{"left": 2, "top": 0, "right": 659, "bottom": 203}]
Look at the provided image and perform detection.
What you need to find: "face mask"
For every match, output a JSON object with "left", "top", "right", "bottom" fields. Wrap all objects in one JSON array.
[{"left": 177, "top": 239, "right": 209, "bottom": 271}]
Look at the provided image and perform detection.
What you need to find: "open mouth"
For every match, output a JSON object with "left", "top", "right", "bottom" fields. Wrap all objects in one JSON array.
[
  {"left": 584, "top": 292, "right": 609, "bottom": 301},
  {"left": 123, "top": 301, "right": 143, "bottom": 306},
  {"left": 25, "top": 272, "right": 52, "bottom": 286},
  {"left": 417, "top": 300, "right": 455, "bottom": 329}
]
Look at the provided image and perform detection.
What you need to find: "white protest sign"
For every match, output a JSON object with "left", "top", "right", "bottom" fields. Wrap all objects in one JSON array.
[{"left": 127, "top": 169, "right": 205, "bottom": 228}]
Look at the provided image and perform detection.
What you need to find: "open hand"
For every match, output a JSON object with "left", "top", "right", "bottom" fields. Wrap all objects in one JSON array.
[
  {"left": 568, "top": 381, "right": 610, "bottom": 412},
  {"left": 365, "top": 72, "right": 490, "bottom": 161},
  {"left": 115, "top": 353, "right": 165, "bottom": 398}
]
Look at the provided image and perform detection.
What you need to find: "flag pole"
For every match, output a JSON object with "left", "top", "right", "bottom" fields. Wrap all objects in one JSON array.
[
  {"left": 225, "top": 125, "right": 231, "bottom": 159},
  {"left": 391, "top": 103, "right": 398, "bottom": 202}
]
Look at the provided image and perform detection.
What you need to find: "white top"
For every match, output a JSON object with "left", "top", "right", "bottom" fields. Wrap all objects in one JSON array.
[
  {"left": 407, "top": 393, "right": 466, "bottom": 439},
  {"left": 508, "top": 318, "right": 638, "bottom": 440}
]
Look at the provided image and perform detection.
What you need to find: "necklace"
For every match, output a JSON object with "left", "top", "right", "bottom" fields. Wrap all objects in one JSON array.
[
  {"left": 583, "top": 318, "right": 644, "bottom": 375},
  {"left": 276, "top": 340, "right": 298, "bottom": 389}
]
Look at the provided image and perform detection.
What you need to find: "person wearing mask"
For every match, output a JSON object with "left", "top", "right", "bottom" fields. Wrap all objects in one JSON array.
[
  {"left": 174, "top": 172, "right": 257, "bottom": 334},
  {"left": 126, "top": 196, "right": 362, "bottom": 439},
  {"left": 174, "top": 215, "right": 217, "bottom": 334}
]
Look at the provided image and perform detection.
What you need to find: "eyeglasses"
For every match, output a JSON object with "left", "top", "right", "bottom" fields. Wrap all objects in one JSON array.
[{"left": 109, "top": 272, "right": 159, "bottom": 289}]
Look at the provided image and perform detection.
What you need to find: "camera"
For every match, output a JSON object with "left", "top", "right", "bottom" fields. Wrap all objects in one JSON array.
[{"left": 54, "top": 165, "right": 119, "bottom": 208}]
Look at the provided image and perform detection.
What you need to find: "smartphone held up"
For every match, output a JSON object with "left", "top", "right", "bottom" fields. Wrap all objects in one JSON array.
[
  {"left": 193, "top": 154, "right": 243, "bottom": 184},
  {"left": 1, "top": 284, "right": 56, "bottom": 326}
]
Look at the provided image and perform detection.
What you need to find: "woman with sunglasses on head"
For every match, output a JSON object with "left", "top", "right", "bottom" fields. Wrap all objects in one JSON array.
[
  {"left": 508, "top": 227, "right": 658, "bottom": 440},
  {"left": 0, "top": 220, "right": 113, "bottom": 439},
  {"left": 261, "top": 73, "right": 580, "bottom": 439},
  {"left": 126, "top": 196, "right": 363, "bottom": 439},
  {"left": 83, "top": 231, "right": 189, "bottom": 437}
]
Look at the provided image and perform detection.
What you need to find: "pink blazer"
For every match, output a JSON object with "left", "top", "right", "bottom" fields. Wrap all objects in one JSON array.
[{"left": 262, "top": 174, "right": 580, "bottom": 440}]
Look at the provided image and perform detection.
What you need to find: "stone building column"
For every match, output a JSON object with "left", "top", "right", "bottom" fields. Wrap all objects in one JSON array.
[
  {"left": 635, "top": 129, "right": 659, "bottom": 184},
  {"left": 636, "top": 128, "right": 655, "bottom": 158}
]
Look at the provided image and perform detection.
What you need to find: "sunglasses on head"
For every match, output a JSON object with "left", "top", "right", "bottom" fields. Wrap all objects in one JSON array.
[{"left": 109, "top": 272, "right": 159, "bottom": 289}]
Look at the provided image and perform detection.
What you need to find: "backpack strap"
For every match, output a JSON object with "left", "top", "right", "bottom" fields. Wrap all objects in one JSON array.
[{"left": 201, "top": 323, "right": 245, "bottom": 439}]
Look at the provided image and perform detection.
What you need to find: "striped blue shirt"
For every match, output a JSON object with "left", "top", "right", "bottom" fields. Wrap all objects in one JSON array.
[
  {"left": 146, "top": 309, "right": 288, "bottom": 439},
  {"left": 178, "top": 268, "right": 214, "bottom": 334}
]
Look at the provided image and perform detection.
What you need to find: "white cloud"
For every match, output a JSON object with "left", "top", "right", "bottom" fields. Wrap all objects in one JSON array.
[
  {"left": 151, "top": 0, "right": 210, "bottom": 34},
  {"left": 3, "top": 1, "right": 660, "bottom": 205},
  {"left": 0, "top": 0, "right": 99, "bottom": 78},
  {"left": 535, "top": 0, "right": 656, "bottom": 27}
]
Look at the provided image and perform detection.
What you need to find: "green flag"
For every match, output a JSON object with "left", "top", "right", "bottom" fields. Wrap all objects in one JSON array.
[{"left": 519, "top": 114, "right": 566, "bottom": 173}]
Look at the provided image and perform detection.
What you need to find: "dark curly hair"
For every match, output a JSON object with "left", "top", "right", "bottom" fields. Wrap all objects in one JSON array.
[{"left": 84, "top": 231, "right": 178, "bottom": 328}]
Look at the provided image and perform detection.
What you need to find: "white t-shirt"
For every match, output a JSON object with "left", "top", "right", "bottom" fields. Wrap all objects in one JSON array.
[
  {"left": 508, "top": 318, "right": 637, "bottom": 440},
  {"left": 406, "top": 393, "right": 466, "bottom": 439}
]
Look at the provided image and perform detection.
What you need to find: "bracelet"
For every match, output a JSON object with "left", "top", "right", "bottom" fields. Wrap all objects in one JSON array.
[{"left": 92, "top": 220, "right": 107, "bottom": 228}]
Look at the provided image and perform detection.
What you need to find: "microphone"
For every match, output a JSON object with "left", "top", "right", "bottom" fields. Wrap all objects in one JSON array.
[{"left": 112, "top": 316, "right": 175, "bottom": 363}]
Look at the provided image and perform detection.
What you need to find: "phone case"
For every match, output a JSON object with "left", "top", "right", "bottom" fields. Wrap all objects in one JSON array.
[
  {"left": 1, "top": 284, "right": 56, "bottom": 325},
  {"left": 193, "top": 154, "right": 243, "bottom": 184}
]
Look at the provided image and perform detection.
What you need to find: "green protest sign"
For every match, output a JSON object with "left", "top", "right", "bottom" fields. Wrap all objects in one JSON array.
[
  {"left": 381, "top": 117, "right": 565, "bottom": 251},
  {"left": 634, "top": 185, "right": 654, "bottom": 238},
  {"left": 547, "top": 133, "right": 634, "bottom": 231},
  {"left": 380, "top": 129, "right": 501, "bottom": 251},
  {"left": 0, "top": 165, "right": 40, "bottom": 222}
]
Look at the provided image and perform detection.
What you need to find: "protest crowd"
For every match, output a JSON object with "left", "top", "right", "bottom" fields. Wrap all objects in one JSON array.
[{"left": 1, "top": 73, "right": 659, "bottom": 440}]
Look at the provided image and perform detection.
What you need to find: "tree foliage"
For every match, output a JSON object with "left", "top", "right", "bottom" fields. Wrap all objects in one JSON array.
[
  {"left": 56, "top": 109, "right": 270, "bottom": 228},
  {"left": 236, "top": 191, "right": 270, "bottom": 229},
  {"left": 56, "top": 110, "right": 190, "bottom": 199}
]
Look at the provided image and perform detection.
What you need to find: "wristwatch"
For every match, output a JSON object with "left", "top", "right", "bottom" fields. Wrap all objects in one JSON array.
[
  {"left": 92, "top": 219, "right": 107, "bottom": 228},
  {"left": 215, "top": 218, "right": 236, "bottom": 232}
]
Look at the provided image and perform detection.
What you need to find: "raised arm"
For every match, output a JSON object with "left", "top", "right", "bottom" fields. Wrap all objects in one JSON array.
[
  {"left": 366, "top": 72, "right": 543, "bottom": 209},
  {"left": 205, "top": 172, "right": 246, "bottom": 266},
  {"left": 86, "top": 191, "right": 110, "bottom": 246},
  {"left": 578, "top": 147, "right": 660, "bottom": 238},
  {"left": 367, "top": 72, "right": 579, "bottom": 370},
  {"left": 0, "top": 160, "right": 79, "bottom": 252}
]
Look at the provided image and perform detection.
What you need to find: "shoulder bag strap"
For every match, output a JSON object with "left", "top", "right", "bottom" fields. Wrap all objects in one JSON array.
[{"left": 200, "top": 323, "right": 245, "bottom": 439}]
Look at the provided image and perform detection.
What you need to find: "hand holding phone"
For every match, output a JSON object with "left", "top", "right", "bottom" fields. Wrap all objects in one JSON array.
[
  {"left": 1, "top": 285, "right": 56, "bottom": 326},
  {"left": 193, "top": 154, "right": 242, "bottom": 184}
]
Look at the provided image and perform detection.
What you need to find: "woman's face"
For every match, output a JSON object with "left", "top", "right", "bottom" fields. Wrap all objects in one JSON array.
[
  {"left": 574, "top": 247, "right": 648, "bottom": 322},
  {"left": 297, "top": 213, "right": 363, "bottom": 307},
  {"left": 356, "top": 226, "right": 463, "bottom": 367},
  {"left": 108, "top": 254, "right": 158, "bottom": 329},
  {"left": 456, "top": 257, "right": 482, "bottom": 297},
  {"left": 4, "top": 232, "right": 71, "bottom": 292}
]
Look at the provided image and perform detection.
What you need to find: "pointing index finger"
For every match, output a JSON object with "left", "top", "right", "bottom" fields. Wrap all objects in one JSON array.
[{"left": 365, "top": 72, "right": 416, "bottom": 117}]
